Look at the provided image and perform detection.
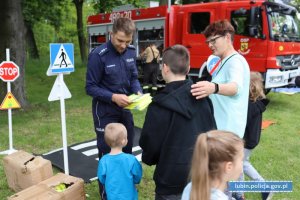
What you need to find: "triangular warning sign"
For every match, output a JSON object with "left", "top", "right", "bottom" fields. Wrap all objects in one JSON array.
[
  {"left": 48, "top": 76, "right": 72, "bottom": 101},
  {"left": 52, "top": 44, "right": 74, "bottom": 69},
  {"left": 0, "top": 92, "right": 21, "bottom": 110}
]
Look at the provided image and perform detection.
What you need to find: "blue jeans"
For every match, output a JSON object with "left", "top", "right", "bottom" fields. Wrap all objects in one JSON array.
[
  {"left": 234, "top": 148, "right": 265, "bottom": 199},
  {"left": 243, "top": 148, "right": 264, "bottom": 181}
]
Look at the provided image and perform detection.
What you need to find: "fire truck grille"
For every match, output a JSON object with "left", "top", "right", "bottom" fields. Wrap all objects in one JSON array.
[{"left": 278, "top": 54, "right": 300, "bottom": 70}]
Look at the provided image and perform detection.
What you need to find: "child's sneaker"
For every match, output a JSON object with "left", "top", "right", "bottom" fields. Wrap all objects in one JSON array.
[
  {"left": 232, "top": 193, "right": 245, "bottom": 200},
  {"left": 232, "top": 197, "right": 245, "bottom": 200},
  {"left": 262, "top": 192, "right": 274, "bottom": 200}
]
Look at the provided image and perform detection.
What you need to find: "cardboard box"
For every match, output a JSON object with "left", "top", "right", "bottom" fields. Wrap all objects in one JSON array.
[
  {"left": 3, "top": 150, "right": 53, "bottom": 192},
  {"left": 8, "top": 173, "right": 86, "bottom": 200}
]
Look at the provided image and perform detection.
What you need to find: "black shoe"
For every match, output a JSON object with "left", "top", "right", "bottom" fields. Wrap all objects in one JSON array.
[
  {"left": 151, "top": 86, "right": 158, "bottom": 96},
  {"left": 232, "top": 193, "right": 245, "bottom": 200},
  {"left": 142, "top": 86, "right": 149, "bottom": 94}
]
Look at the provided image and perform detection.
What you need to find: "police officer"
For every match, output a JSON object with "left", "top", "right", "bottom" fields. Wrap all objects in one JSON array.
[{"left": 85, "top": 17, "right": 142, "bottom": 200}]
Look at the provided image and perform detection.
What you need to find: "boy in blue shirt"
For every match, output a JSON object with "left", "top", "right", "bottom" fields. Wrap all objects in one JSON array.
[{"left": 98, "top": 123, "right": 142, "bottom": 200}]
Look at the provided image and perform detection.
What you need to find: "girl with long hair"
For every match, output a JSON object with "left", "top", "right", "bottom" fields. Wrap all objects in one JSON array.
[{"left": 181, "top": 130, "right": 244, "bottom": 200}]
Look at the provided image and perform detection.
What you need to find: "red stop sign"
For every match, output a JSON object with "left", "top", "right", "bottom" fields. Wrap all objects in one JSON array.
[{"left": 0, "top": 61, "right": 20, "bottom": 82}]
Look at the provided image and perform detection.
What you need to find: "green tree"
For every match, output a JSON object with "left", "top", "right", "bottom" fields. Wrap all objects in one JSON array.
[
  {"left": 0, "top": 0, "right": 27, "bottom": 106},
  {"left": 22, "top": 0, "right": 65, "bottom": 59},
  {"left": 73, "top": 0, "right": 87, "bottom": 62},
  {"left": 291, "top": 0, "right": 300, "bottom": 9},
  {"left": 33, "top": 2, "right": 85, "bottom": 57}
]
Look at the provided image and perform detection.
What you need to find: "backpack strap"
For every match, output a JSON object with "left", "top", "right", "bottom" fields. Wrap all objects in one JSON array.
[{"left": 150, "top": 47, "right": 158, "bottom": 61}]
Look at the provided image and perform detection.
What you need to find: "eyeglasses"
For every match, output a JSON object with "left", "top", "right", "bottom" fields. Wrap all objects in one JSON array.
[{"left": 205, "top": 35, "right": 224, "bottom": 45}]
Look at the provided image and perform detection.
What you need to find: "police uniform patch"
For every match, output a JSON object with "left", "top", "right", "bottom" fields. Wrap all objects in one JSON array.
[
  {"left": 128, "top": 45, "right": 136, "bottom": 50},
  {"left": 99, "top": 48, "right": 107, "bottom": 55},
  {"left": 126, "top": 58, "right": 134, "bottom": 63},
  {"left": 96, "top": 44, "right": 109, "bottom": 57}
]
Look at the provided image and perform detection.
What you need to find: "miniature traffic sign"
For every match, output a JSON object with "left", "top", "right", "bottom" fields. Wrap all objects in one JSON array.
[
  {"left": 0, "top": 49, "right": 19, "bottom": 155},
  {"left": 46, "top": 64, "right": 70, "bottom": 77},
  {"left": 48, "top": 44, "right": 74, "bottom": 174},
  {"left": 0, "top": 61, "right": 20, "bottom": 82},
  {"left": 0, "top": 92, "right": 21, "bottom": 110},
  {"left": 47, "top": 73, "right": 72, "bottom": 175},
  {"left": 48, "top": 76, "right": 72, "bottom": 101},
  {"left": 50, "top": 43, "right": 74, "bottom": 74}
]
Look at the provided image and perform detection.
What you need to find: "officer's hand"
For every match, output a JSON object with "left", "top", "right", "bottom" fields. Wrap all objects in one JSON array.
[{"left": 112, "top": 94, "right": 131, "bottom": 107}]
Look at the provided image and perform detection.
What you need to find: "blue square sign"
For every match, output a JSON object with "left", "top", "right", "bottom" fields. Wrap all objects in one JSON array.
[{"left": 50, "top": 43, "right": 74, "bottom": 73}]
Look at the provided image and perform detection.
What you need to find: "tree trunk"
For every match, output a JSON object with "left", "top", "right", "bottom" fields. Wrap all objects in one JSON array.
[
  {"left": 73, "top": 0, "right": 87, "bottom": 63},
  {"left": 0, "top": 0, "right": 28, "bottom": 107},
  {"left": 25, "top": 23, "right": 40, "bottom": 59}
]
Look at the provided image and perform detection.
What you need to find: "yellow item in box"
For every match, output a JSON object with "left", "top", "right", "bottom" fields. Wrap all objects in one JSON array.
[{"left": 8, "top": 173, "right": 86, "bottom": 200}]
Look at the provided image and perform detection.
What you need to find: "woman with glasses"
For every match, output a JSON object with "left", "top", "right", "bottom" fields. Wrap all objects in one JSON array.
[
  {"left": 191, "top": 19, "right": 250, "bottom": 200},
  {"left": 191, "top": 20, "right": 250, "bottom": 140}
]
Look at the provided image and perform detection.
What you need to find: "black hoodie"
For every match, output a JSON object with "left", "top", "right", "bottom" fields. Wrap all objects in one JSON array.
[
  {"left": 139, "top": 79, "right": 216, "bottom": 195},
  {"left": 244, "top": 98, "right": 269, "bottom": 149}
]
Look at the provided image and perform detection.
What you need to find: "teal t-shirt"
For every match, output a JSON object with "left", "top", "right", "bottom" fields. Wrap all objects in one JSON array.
[
  {"left": 210, "top": 53, "right": 250, "bottom": 138},
  {"left": 98, "top": 152, "right": 142, "bottom": 200}
]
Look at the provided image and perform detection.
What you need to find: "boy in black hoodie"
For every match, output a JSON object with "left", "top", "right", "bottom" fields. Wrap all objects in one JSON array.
[{"left": 139, "top": 45, "right": 216, "bottom": 200}]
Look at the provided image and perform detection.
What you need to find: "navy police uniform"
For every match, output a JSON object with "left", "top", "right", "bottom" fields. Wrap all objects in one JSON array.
[{"left": 86, "top": 40, "right": 142, "bottom": 157}]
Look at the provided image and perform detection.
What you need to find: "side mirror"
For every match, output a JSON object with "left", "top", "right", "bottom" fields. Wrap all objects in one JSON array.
[
  {"left": 249, "top": 26, "right": 266, "bottom": 39},
  {"left": 249, "top": 7, "right": 257, "bottom": 27},
  {"left": 249, "top": 26, "right": 258, "bottom": 36},
  {"left": 249, "top": 6, "right": 265, "bottom": 39}
]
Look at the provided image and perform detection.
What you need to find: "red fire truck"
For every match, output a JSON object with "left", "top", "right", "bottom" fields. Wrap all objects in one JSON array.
[{"left": 87, "top": 0, "right": 300, "bottom": 89}]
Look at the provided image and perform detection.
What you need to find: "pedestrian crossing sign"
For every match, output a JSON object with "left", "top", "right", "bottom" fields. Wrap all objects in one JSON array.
[
  {"left": 0, "top": 92, "right": 21, "bottom": 110},
  {"left": 50, "top": 43, "right": 74, "bottom": 73}
]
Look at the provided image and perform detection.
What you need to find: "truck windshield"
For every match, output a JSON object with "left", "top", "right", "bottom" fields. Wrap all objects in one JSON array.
[{"left": 266, "top": 4, "right": 300, "bottom": 42}]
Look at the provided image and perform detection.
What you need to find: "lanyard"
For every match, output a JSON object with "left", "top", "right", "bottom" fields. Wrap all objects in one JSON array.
[
  {"left": 211, "top": 54, "right": 237, "bottom": 77},
  {"left": 150, "top": 47, "right": 157, "bottom": 60}
]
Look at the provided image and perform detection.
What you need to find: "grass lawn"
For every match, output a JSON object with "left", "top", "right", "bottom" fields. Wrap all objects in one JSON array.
[{"left": 0, "top": 57, "right": 299, "bottom": 199}]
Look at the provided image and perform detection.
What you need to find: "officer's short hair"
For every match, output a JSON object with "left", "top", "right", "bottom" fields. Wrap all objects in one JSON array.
[
  {"left": 162, "top": 45, "right": 190, "bottom": 75},
  {"left": 112, "top": 17, "right": 136, "bottom": 36},
  {"left": 104, "top": 123, "right": 127, "bottom": 148}
]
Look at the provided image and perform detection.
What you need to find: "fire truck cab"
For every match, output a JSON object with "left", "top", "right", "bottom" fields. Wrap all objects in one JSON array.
[{"left": 87, "top": 0, "right": 300, "bottom": 89}]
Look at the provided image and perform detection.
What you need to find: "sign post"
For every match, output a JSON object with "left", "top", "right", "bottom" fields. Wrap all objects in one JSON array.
[
  {"left": 48, "top": 43, "right": 74, "bottom": 175},
  {"left": 0, "top": 49, "right": 20, "bottom": 155}
]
